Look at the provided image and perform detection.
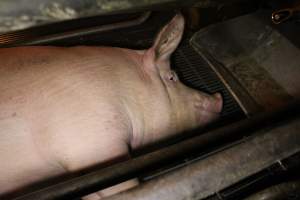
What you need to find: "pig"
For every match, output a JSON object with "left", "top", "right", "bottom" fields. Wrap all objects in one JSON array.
[{"left": 0, "top": 14, "right": 222, "bottom": 199}]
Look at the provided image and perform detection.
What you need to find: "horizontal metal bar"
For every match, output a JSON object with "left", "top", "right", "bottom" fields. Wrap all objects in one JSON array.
[
  {"left": 19, "top": 12, "right": 151, "bottom": 45},
  {"left": 106, "top": 112, "right": 300, "bottom": 200},
  {"left": 244, "top": 180, "right": 300, "bottom": 200},
  {"left": 12, "top": 101, "right": 300, "bottom": 200},
  {"left": 0, "top": 0, "right": 217, "bottom": 34},
  {"left": 0, "top": 12, "right": 151, "bottom": 46}
]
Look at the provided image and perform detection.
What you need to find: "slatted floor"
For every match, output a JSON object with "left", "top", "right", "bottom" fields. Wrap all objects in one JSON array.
[{"left": 172, "top": 39, "right": 244, "bottom": 119}]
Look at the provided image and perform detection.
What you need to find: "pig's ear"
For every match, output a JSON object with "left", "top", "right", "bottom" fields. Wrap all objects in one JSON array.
[{"left": 151, "top": 14, "right": 185, "bottom": 62}]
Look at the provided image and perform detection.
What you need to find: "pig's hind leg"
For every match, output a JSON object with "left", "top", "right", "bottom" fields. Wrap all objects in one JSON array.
[{"left": 82, "top": 179, "right": 139, "bottom": 200}]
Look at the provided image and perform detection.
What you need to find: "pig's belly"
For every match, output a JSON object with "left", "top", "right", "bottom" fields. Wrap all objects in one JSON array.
[
  {"left": 0, "top": 103, "right": 131, "bottom": 195},
  {"left": 0, "top": 116, "right": 65, "bottom": 194}
]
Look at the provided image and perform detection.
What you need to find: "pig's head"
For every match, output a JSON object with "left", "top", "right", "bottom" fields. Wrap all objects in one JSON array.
[
  {"left": 129, "top": 14, "right": 222, "bottom": 148},
  {"left": 133, "top": 14, "right": 223, "bottom": 146}
]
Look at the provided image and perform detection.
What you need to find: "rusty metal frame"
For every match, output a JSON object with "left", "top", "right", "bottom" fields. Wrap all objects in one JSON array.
[
  {"left": 0, "top": 0, "right": 234, "bottom": 33},
  {"left": 21, "top": 11, "right": 151, "bottom": 45},
  {"left": 0, "top": 12, "right": 151, "bottom": 46}
]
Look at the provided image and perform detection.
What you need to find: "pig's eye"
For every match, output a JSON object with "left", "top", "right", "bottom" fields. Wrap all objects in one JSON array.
[{"left": 168, "top": 70, "right": 178, "bottom": 82}]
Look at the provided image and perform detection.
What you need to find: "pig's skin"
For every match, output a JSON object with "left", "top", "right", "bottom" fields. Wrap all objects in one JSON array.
[{"left": 0, "top": 14, "right": 222, "bottom": 197}]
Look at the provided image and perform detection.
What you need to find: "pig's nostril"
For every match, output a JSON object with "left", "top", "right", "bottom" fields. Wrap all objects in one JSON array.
[{"left": 163, "top": 38, "right": 169, "bottom": 44}]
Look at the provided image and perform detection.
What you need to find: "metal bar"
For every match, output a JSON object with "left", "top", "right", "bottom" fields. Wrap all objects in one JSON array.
[
  {"left": 12, "top": 101, "right": 300, "bottom": 200},
  {"left": 244, "top": 180, "right": 300, "bottom": 200},
  {"left": 0, "top": 0, "right": 257, "bottom": 34},
  {"left": 0, "top": 0, "right": 225, "bottom": 34},
  {"left": 203, "top": 152, "right": 300, "bottom": 200},
  {"left": 106, "top": 114, "right": 300, "bottom": 200},
  {"left": 14, "top": 12, "right": 151, "bottom": 46}
]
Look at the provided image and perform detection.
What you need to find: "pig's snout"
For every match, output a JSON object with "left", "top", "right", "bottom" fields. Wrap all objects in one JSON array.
[
  {"left": 193, "top": 92, "right": 223, "bottom": 124},
  {"left": 211, "top": 93, "right": 223, "bottom": 113},
  {"left": 194, "top": 92, "right": 223, "bottom": 113}
]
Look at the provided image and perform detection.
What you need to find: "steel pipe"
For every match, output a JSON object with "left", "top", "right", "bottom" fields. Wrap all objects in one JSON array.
[
  {"left": 11, "top": 101, "right": 300, "bottom": 200},
  {"left": 106, "top": 116, "right": 300, "bottom": 200},
  {"left": 244, "top": 180, "right": 300, "bottom": 200},
  {"left": 0, "top": 0, "right": 232, "bottom": 33}
]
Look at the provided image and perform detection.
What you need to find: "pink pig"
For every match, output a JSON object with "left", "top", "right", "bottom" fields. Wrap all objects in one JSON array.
[{"left": 0, "top": 14, "right": 222, "bottom": 198}]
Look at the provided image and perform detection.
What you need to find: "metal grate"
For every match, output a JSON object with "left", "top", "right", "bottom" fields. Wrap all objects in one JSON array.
[{"left": 172, "top": 39, "right": 245, "bottom": 119}]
